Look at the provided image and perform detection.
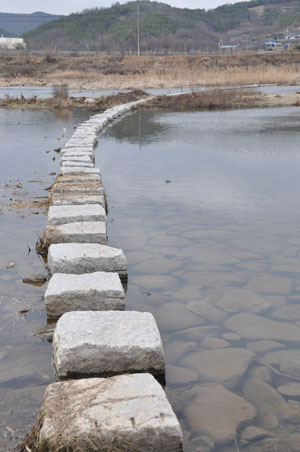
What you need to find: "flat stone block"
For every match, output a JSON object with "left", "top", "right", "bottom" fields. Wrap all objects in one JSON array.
[
  {"left": 60, "top": 167, "right": 100, "bottom": 175},
  {"left": 43, "top": 222, "right": 107, "bottom": 246},
  {"left": 60, "top": 147, "right": 94, "bottom": 155},
  {"left": 52, "top": 193, "right": 105, "bottom": 207},
  {"left": 48, "top": 204, "right": 106, "bottom": 225},
  {"left": 48, "top": 243, "right": 127, "bottom": 279},
  {"left": 45, "top": 272, "right": 125, "bottom": 320},
  {"left": 60, "top": 155, "right": 93, "bottom": 165},
  {"left": 39, "top": 374, "right": 183, "bottom": 452},
  {"left": 52, "top": 182, "right": 104, "bottom": 195},
  {"left": 56, "top": 173, "right": 101, "bottom": 184},
  {"left": 53, "top": 311, "right": 165, "bottom": 378},
  {"left": 61, "top": 161, "right": 94, "bottom": 168}
]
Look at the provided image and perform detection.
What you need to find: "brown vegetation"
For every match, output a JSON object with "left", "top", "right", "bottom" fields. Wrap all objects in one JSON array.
[
  {"left": 141, "top": 89, "right": 300, "bottom": 110},
  {"left": 1, "top": 53, "right": 300, "bottom": 90}
]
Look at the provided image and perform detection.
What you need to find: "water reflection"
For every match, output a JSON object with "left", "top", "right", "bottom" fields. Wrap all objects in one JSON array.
[{"left": 99, "top": 108, "right": 300, "bottom": 451}]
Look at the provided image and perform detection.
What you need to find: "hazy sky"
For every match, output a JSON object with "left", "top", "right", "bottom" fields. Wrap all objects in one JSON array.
[{"left": 1, "top": 0, "right": 248, "bottom": 15}]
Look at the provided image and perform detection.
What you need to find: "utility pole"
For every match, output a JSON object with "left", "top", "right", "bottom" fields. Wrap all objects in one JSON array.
[{"left": 137, "top": 0, "right": 140, "bottom": 56}]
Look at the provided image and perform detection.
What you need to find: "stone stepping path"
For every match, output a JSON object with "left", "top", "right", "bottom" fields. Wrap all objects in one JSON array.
[{"left": 35, "top": 98, "right": 183, "bottom": 451}]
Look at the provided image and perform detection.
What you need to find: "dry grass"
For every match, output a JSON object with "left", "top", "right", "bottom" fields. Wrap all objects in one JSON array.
[{"left": 1, "top": 53, "right": 300, "bottom": 89}]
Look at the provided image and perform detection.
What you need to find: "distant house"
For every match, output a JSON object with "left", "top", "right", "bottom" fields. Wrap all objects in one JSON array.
[{"left": 0, "top": 37, "right": 26, "bottom": 50}]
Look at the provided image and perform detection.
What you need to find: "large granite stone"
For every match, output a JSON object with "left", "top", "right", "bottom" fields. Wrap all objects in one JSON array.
[
  {"left": 52, "top": 182, "right": 104, "bottom": 195},
  {"left": 39, "top": 374, "right": 183, "bottom": 452},
  {"left": 45, "top": 272, "right": 124, "bottom": 320},
  {"left": 56, "top": 173, "right": 101, "bottom": 184},
  {"left": 43, "top": 222, "right": 107, "bottom": 246},
  {"left": 48, "top": 243, "right": 127, "bottom": 279},
  {"left": 48, "top": 204, "right": 106, "bottom": 225},
  {"left": 181, "top": 348, "right": 254, "bottom": 388},
  {"left": 60, "top": 155, "right": 93, "bottom": 165},
  {"left": 53, "top": 311, "right": 165, "bottom": 379},
  {"left": 183, "top": 384, "right": 256, "bottom": 444},
  {"left": 224, "top": 313, "right": 300, "bottom": 342},
  {"left": 61, "top": 161, "right": 94, "bottom": 168},
  {"left": 60, "top": 167, "right": 100, "bottom": 175},
  {"left": 52, "top": 193, "right": 105, "bottom": 207}
]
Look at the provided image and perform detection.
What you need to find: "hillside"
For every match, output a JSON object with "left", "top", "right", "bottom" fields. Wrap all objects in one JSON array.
[
  {"left": 23, "top": 0, "right": 300, "bottom": 52},
  {"left": 0, "top": 11, "right": 63, "bottom": 36}
]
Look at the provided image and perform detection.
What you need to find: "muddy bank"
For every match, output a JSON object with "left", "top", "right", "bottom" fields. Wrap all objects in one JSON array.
[
  {"left": 1, "top": 89, "right": 300, "bottom": 112},
  {"left": 0, "top": 89, "right": 149, "bottom": 111}
]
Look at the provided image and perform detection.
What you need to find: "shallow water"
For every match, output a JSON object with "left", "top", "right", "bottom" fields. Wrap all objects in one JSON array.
[
  {"left": 0, "top": 107, "right": 90, "bottom": 449},
  {"left": 98, "top": 107, "right": 300, "bottom": 451},
  {"left": 3, "top": 104, "right": 300, "bottom": 450},
  {"left": 1, "top": 84, "right": 298, "bottom": 99}
]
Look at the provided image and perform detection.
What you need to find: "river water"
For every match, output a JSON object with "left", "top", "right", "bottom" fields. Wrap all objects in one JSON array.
[
  {"left": 0, "top": 107, "right": 91, "bottom": 449},
  {"left": 2, "top": 105, "right": 300, "bottom": 451}
]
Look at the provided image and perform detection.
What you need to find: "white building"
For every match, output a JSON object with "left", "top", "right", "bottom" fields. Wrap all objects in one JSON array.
[{"left": 0, "top": 37, "right": 26, "bottom": 50}]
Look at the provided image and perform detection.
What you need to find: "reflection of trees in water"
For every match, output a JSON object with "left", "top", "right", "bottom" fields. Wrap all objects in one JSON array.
[{"left": 105, "top": 111, "right": 170, "bottom": 146}]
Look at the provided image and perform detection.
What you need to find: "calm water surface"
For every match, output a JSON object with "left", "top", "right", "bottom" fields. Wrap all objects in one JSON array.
[
  {"left": 99, "top": 107, "right": 300, "bottom": 452},
  {"left": 2, "top": 105, "right": 300, "bottom": 451},
  {"left": 0, "top": 107, "right": 90, "bottom": 449}
]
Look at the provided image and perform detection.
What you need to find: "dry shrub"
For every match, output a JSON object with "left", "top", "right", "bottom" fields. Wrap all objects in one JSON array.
[
  {"left": 144, "top": 89, "right": 261, "bottom": 111},
  {"left": 52, "top": 84, "right": 69, "bottom": 100}
]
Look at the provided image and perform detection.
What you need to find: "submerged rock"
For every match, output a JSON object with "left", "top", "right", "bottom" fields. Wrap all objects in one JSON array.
[
  {"left": 181, "top": 348, "right": 254, "bottom": 388},
  {"left": 216, "top": 288, "right": 270, "bottom": 314},
  {"left": 183, "top": 384, "right": 256, "bottom": 444},
  {"left": 263, "top": 349, "right": 300, "bottom": 378},
  {"left": 224, "top": 313, "right": 300, "bottom": 342}
]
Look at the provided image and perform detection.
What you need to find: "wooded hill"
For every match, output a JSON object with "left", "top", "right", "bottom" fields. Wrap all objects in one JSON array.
[
  {"left": 23, "top": 0, "right": 300, "bottom": 52},
  {"left": 0, "top": 12, "right": 62, "bottom": 37}
]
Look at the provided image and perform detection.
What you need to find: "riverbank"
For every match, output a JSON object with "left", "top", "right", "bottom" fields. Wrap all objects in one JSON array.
[
  {"left": 1, "top": 89, "right": 300, "bottom": 111},
  {"left": 1, "top": 53, "right": 300, "bottom": 90}
]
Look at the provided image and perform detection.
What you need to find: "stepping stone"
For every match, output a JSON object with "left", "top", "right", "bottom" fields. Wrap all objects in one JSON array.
[
  {"left": 39, "top": 374, "right": 183, "bottom": 452},
  {"left": 51, "top": 193, "right": 105, "bottom": 207},
  {"left": 56, "top": 173, "right": 101, "bottom": 184},
  {"left": 48, "top": 204, "right": 106, "bottom": 225},
  {"left": 43, "top": 222, "right": 107, "bottom": 246},
  {"left": 60, "top": 155, "right": 93, "bottom": 165},
  {"left": 60, "top": 152, "right": 95, "bottom": 161},
  {"left": 60, "top": 167, "right": 100, "bottom": 175},
  {"left": 48, "top": 243, "right": 127, "bottom": 280},
  {"left": 60, "top": 147, "right": 94, "bottom": 155},
  {"left": 52, "top": 311, "right": 165, "bottom": 379},
  {"left": 52, "top": 182, "right": 104, "bottom": 195},
  {"left": 61, "top": 161, "right": 94, "bottom": 168},
  {"left": 45, "top": 272, "right": 125, "bottom": 320}
]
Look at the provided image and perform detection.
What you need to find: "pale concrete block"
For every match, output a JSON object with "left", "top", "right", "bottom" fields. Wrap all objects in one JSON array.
[
  {"left": 48, "top": 243, "right": 127, "bottom": 279},
  {"left": 39, "top": 374, "right": 183, "bottom": 452},
  {"left": 43, "top": 222, "right": 107, "bottom": 246},
  {"left": 60, "top": 167, "right": 100, "bottom": 175},
  {"left": 48, "top": 204, "right": 106, "bottom": 225},
  {"left": 52, "top": 193, "right": 105, "bottom": 207},
  {"left": 52, "top": 182, "right": 103, "bottom": 195},
  {"left": 53, "top": 311, "right": 165, "bottom": 378},
  {"left": 45, "top": 272, "right": 125, "bottom": 319}
]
